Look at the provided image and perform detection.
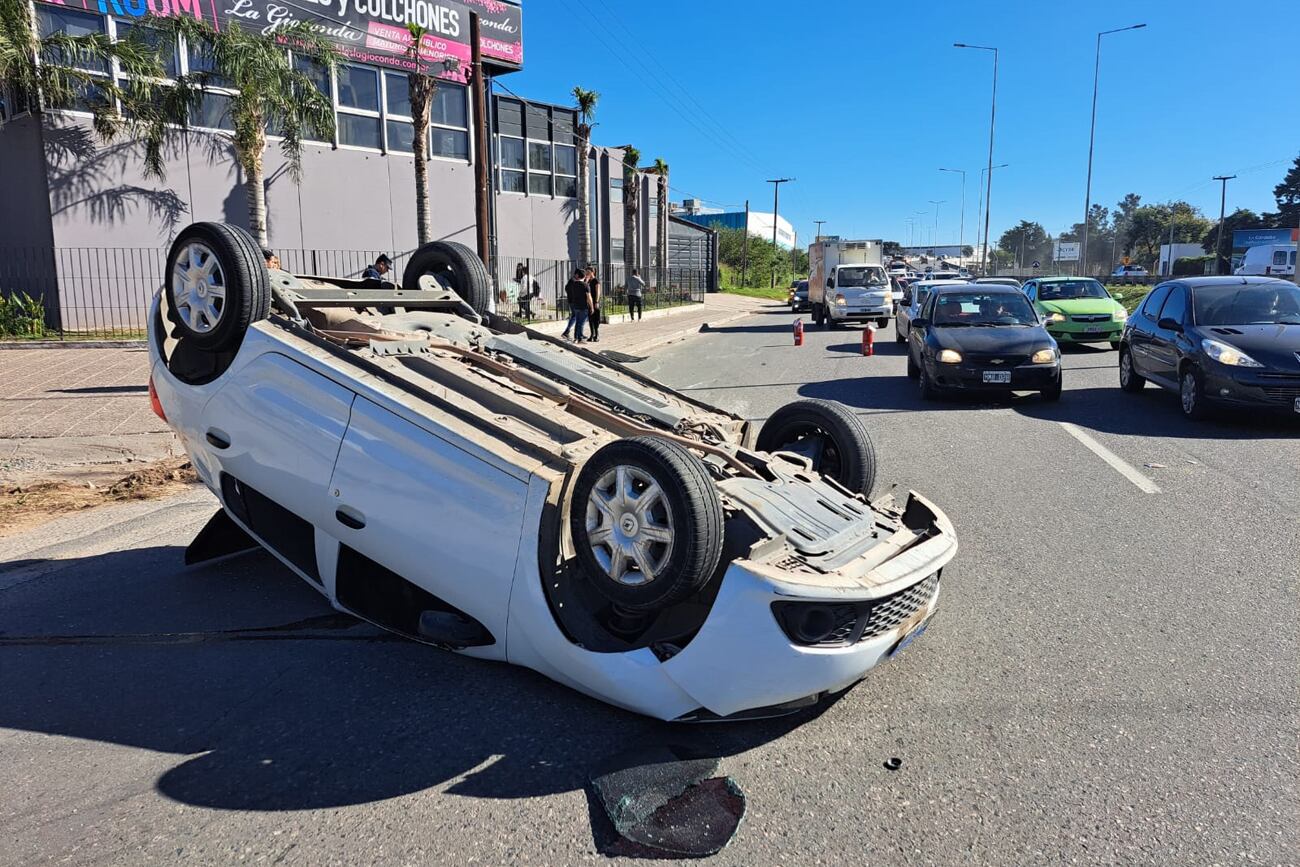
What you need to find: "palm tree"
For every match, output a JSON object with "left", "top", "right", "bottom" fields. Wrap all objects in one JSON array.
[
  {"left": 161, "top": 17, "right": 337, "bottom": 246},
  {"left": 621, "top": 145, "right": 640, "bottom": 275},
  {"left": 0, "top": 0, "right": 193, "bottom": 178},
  {"left": 650, "top": 158, "right": 669, "bottom": 286},
  {"left": 571, "top": 86, "right": 598, "bottom": 266},
  {"left": 405, "top": 24, "right": 442, "bottom": 245}
]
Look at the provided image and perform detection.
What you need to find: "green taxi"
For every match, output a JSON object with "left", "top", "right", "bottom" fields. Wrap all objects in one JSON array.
[{"left": 1022, "top": 277, "right": 1128, "bottom": 348}]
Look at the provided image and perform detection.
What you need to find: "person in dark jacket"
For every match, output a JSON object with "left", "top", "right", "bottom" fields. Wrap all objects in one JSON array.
[
  {"left": 362, "top": 254, "right": 393, "bottom": 283},
  {"left": 586, "top": 267, "right": 602, "bottom": 342},
  {"left": 561, "top": 268, "right": 591, "bottom": 341}
]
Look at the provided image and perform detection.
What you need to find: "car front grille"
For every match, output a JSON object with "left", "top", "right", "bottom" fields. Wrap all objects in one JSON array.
[
  {"left": 964, "top": 353, "right": 1027, "bottom": 367},
  {"left": 1070, "top": 314, "right": 1111, "bottom": 323},
  {"left": 858, "top": 573, "right": 940, "bottom": 642},
  {"left": 1262, "top": 386, "right": 1300, "bottom": 401}
]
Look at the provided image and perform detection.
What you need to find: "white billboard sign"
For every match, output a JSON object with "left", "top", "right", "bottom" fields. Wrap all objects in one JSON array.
[{"left": 1054, "top": 241, "right": 1081, "bottom": 262}]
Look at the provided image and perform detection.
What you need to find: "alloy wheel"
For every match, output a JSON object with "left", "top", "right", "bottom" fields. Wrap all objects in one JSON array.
[
  {"left": 585, "top": 465, "right": 675, "bottom": 587},
  {"left": 171, "top": 242, "right": 226, "bottom": 333}
]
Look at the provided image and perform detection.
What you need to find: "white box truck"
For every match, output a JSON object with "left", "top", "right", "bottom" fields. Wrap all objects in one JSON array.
[
  {"left": 807, "top": 239, "right": 892, "bottom": 328},
  {"left": 1233, "top": 243, "right": 1296, "bottom": 278}
]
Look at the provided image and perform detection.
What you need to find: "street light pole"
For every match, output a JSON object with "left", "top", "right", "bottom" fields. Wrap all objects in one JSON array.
[
  {"left": 973, "top": 163, "right": 1009, "bottom": 267},
  {"left": 940, "top": 168, "right": 966, "bottom": 264},
  {"left": 1213, "top": 175, "right": 1236, "bottom": 275},
  {"left": 766, "top": 178, "right": 793, "bottom": 289},
  {"left": 954, "top": 43, "right": 998, "bottom": 275},
  {"left": 928, "top": 200, "right": 945, "bottom": 254},
  {"left": 1081, "top": 23, "right": 1146, "bottom": 275}
]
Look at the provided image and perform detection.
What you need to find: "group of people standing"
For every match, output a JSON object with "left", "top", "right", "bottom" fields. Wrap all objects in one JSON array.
[{"left": 561, "top": 266, "right": 645, "bottom": 343}]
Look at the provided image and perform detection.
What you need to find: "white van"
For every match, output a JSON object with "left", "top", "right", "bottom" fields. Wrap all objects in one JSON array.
[{"left": 1234, "top": 244, "right": 1296, "bottom": 277}]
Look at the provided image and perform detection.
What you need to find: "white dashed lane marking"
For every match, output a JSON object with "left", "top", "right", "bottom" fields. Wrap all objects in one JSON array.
[{"left": 1058, "top": 421, "right": 1162, "bottom": 494}]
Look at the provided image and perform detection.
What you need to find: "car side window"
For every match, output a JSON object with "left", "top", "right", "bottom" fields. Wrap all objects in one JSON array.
[
  {"left": 1140, "top": 284, "right": 1172, "bottom": 321},
  {"left": 1158, "top": 286, "right": 1187, "bottom": 325},
  {"left": 1024, "top": 282, "right": 1036, "bottom": 300}
]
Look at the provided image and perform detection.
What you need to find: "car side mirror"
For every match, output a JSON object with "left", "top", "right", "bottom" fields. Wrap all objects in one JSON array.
[
  {"left": 826, "top": 278, "right": 835, "bottom": 289},
  {"left": 1158, "top": 317, "right": 1182, "bottom": 332},
  {"left": 911, "top": 317, "right": 928, "bottom": 329},
  {"left": 902, "top": 294, "right": 912, "bottom": 306}
]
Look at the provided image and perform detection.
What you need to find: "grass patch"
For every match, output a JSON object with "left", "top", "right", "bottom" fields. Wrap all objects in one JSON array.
[
  {"left": 1105, "top": 285, "right": 1151, "bottom": 314},
  {"left": 722, "top": 284, "right": 789, "bottom": 301}
]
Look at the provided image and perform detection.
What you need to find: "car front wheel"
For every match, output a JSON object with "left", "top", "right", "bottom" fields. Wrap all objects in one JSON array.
[
  {"left": 1180, "top": 368, "right": 1210, "bottom": 420},
  {"left": 1118, "top": 347, "right": 1145, "bottom": 393},
  {"left": 756, "top": 399, "right": 878, "bottom": 496}
]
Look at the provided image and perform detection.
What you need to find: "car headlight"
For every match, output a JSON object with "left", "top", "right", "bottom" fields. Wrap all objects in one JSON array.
[
  {"left": 1044, "top": 312, "right": 1066, "bottom": 324},
  {"left": 1112, "top": 309, "right": 1128, "bottom": 322},
  {"left": 1202, "top": 338, "right": 1263, "bottom": 367},
  {"left": 938, "top": 349, "right": 962, "bottom": 363},
  {"left": 1031, "top": 348, "right": 1057, "bottom": 364},
  {"left": 834, "top": 294, "right": 847, "bottom": 306}
]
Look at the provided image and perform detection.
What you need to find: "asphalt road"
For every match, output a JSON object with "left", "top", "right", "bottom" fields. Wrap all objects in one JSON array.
[{"left": 2, "top": 306, "right": 1297, "bottom": 865}]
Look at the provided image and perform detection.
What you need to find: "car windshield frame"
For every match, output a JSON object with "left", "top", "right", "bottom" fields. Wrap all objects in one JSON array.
[
  {"left": 930, "top": 290, "right": 1039, "bottom": 327},
  {"left": 837, "top": 267, "right": 888, "bottom": 287},
  {"left": 1191, "top": 283, "right": 1300, "bottom": 326},
  {"left": 1037, "top": 279, "right": 1110, "bottom": 301}
]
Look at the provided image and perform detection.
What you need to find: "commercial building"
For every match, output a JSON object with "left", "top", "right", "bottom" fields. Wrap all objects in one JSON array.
[
  {"left": 0, "top": 0, "right": 715, "bottom": 332},
  {"left": 680, "top": 210, "right": 797, "bottom": 250}
]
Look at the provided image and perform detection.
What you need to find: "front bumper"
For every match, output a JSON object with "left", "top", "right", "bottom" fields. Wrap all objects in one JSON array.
[
  {"left": 1201, "top": 367, "right": 1300, "bottom": 412},
  {"left": 1046, "top": 322, "right": 1123, "bottom": 343},
  {"left": 830, "top": 304, "right": 893, "bottom": 321},
  {"left": 932, "top": 361, "right": 1060, "bottom": 391}
]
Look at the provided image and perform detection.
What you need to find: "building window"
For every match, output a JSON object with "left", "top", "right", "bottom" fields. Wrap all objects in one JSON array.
[
  {"left": 610, "top": 176, "right": 623, "bottom": 204},
  {"left": 554, "top": 144, "right": 577, "bottom": 198},
  {"left": 292, "top": 54, "right": 333, "bottom": 142},
  {"left": 35, "top": 7, "right": 108, "bottom": 112},
  {"left": 335, "top": 63, "right": 381, "bottom": 149},
  {"left": 116, "top": 19, "right": 178, "bottom": 78},
  {"left": 528, "top": 140, "right": 552, "bottom": 195},
  {"left": 499, "top": 135, "right": 525, "bottom": 193},
  {"left": 429, "top": 85, "right": 469, "bottom": 160},
  {"left": 610, "top": 239, "right": 624, "bottom": 264}
]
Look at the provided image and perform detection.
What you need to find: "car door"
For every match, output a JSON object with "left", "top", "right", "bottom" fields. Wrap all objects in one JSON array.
[
  {"left": 909, "top": 289, "right": 937, "bottom": 363},
  {"left": 325, "top": 397, "right": 530, "bottom": 654},
  {"left": 199, "top": 352, "right": 356, "bottom": 585},
  {"left": 1128, "top": 283, "right": 1173, "bottom": 381},
  {"left": 1146, "top": 284, "right": 1190, "bottom": 381}
]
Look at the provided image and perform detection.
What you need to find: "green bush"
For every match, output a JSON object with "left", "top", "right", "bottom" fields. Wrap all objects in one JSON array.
[
  {"left": 1173, "top": 256, "right": 1214, "bottom": 277},
  {"left": 0, "top": 292, "right": 47, "bottom": 338}
]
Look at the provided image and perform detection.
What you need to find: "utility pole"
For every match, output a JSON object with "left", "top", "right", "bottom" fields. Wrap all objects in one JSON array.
[
  {"left": 469, "top": 13, "right": 492, "bottom": 272},
  {"left": 766, "top": 178, "right": 794, "bottom": 289},
  {"left": 1081, "top": 23, "right": 1146, "bottom": 275},
  {"left": 928, "top": 200, "right": 945, "bottom": 257},
  {"left": 741, "top": 199, "right": 750, "bottom": 287},
  {"left": 955, "top": 43, "right": 998, "bottom": 274},
  {"left": 1213, "top": 174, "right": 1236, "bottom": 275},
  {"left": 814, "top": 219, "right": 826, "bottom": 242}
]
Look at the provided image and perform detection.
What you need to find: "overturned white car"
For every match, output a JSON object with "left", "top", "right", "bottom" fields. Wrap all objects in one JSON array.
[{"left": 149, "top": 222, "right": 958, "bottom": 721}]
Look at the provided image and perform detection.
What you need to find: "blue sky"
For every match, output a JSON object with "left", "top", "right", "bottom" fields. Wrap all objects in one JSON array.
[{"left": 507, "top": 0, "right": 1298, "bottom": 248}]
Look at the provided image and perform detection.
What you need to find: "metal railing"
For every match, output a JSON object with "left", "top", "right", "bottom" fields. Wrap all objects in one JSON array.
[{"left": 0, "top": 245, "right": 705, "bottom": 340}]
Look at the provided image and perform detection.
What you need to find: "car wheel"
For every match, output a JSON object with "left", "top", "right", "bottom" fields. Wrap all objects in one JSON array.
[
  {"left": 164, "top": 222, "right": 269, "bottom": 351},
  {"left": 906, "top": 349, "right": 919, "bottom": 379},
  {"left": 877, "top": 317, "right": 890, "bottom": 329},
  {"left": 570, "top": 436, "right": 724, "bottom": 612},
  {"left": 918, "top": 364, "right": 938, "bottom": 400},
  {"left": 401, "top": 241, "right": 493, "bottom": 315},
  {"left": 894, "top": 322, "right": 905, "bottom": 343},
  {"left": 1108, "top": 340, "right": 1121, "bottom": 351},
  {"left": 812, "top": 303, "right": 823, "bottom": 328},
  {"left": 1179, "top": 367, "right": 1209, "bottom": 420},
  {"left": 1041, "top": 374, "right": 1063, "bottom": 402},
  {"left": 1118, "top": 346, "right": 1145, "bottom": 393},
  {"left": 756, "top": 399, "right": 878, "bottom": 496}
]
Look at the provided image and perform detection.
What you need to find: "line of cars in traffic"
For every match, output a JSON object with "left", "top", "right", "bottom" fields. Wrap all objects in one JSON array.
[{"left": 791, "top": 269, "right": 1300, "bottom": 421}]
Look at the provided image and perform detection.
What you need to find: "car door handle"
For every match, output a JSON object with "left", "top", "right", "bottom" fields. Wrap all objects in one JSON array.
[
  {"left": 335, "top": 509, "right": 365, "bottom": 530},
  {"left": 205, "top": 429, "right": 231, "bottom": 450}
]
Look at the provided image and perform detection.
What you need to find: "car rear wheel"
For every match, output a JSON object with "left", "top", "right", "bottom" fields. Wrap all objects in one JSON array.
[
  {"left": 906, "top": 350, "right": 919, "bottom": 379},
  {"left": 895, "top": 321, "right": 906, "bottom": 343},
  {"left": 401, "top": 241, "right": 493, "bottom": 315},
  {"left": 756, "top": 399, "right": 878, "bottom": 496},
  {"left": 1180, "top": 368, "right": 1209, "bottom": 420},
  {"left": 164, "top": 222, "right": 269, "bottom": 351},
  {"left": 570, "top": 436, "right": 724, "bottom": 612},
  {"left": 1118, "top": 346, "right": 1145, "bottom": 392}
]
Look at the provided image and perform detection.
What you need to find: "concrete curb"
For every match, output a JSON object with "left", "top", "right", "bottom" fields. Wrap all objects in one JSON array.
[
  {"left": 526, "top": 299, "right": 703, "bottom": 336},
  {"left": 0, "top": 340, "right": 147, "bottom": 350},
  {"left": 612, "top": 308, "right": 761, "bottom": 356}
]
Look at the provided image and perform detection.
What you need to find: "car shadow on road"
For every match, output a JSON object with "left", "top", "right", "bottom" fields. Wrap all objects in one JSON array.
[
  {"left": 0, "top": 546, "right": 836, "bottom": 812},
  {"left": 799, "top": 371, "right": 1040, "bottom": 414},
  {"left": 825, "top": 341, "right": 908, "bottom": 357}
]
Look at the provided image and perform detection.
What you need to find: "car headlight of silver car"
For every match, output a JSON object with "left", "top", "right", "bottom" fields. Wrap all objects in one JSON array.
[
  {"left": 1201, "top": 338, "right": 1263, "bottom": 367},
  {"left": 1030, "top": 348, "right": 1057, "bottom": 364}
]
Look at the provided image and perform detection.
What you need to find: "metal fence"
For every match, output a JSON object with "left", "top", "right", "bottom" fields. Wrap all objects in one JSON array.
[{"left": 0, "top": 245, "right": 706, "bottom": 340}]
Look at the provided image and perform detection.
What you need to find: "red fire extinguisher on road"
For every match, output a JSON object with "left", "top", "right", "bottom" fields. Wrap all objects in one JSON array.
[
  {"left": 793, "top": 318, "right": 804, "bottom": 346},
  {"left": 862, "top": 323, "right": 875, "bottom": 356}
]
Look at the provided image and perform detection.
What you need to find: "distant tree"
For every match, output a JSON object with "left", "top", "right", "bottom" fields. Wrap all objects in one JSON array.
[
  {"left": 882, "top": 240, "right": 903, "bottom": 257},
  {"left": 961, "top": 245, "right": 974, "bottom": 257},
  {"left": 997, "top": 220, "right": 1051, "bottom": 267},
  {"left": 404, "top": 24, "right": 441, "bottom": 245},
  {"left": 1201, "top": 208, "right": 1265, "bottom": 256},
  {"left": 1269, "top": 152, "right": 1300, "bottom": 228},
  {"left": 1125, "top": 201, "right": 1211, "bottom": 269},
  {"left": 572, "top": 86, "right": 598, "bottom": 265},
  {"left": 649, "top": 157, "right": 669, "bottom": 284},
  {"left": 1113, "top": 193, "right": 1142, "bottom": 257},
  {"left": 0, "top": 0, "right": 195, "bottom": 178},
  {"left": 620, "top": 145, "right": 640, "bottom": 273}
]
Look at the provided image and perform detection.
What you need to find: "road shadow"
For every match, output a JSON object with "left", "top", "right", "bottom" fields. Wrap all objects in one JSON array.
[
  {"left": 825, "top": 341, "right": 908, "bottom": 357},
  {"left": 1012, "top": 385, "right": 1300, "bottom": 440},
  {"left": 800, "top": 371, "right": 1041, "bottom": 414},
  {"left": 0, "top": 546, "right": 831, "bottom": 812}
]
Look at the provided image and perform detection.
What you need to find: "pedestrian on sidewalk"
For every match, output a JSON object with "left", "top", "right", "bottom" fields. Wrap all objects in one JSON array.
[
  {"left": 586, "top": 267, "right": 602, "bottom": 342},
  {"left": 627, "top": 268, "right": 645, "bottom": 320},
  {"left": 561, "top": 267, "right": 592, "bottom": 342}
]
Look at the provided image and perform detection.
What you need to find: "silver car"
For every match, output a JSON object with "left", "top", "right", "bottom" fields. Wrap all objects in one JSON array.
[{"left": 894, "top": 280, "right": 969, "bottom": 343}]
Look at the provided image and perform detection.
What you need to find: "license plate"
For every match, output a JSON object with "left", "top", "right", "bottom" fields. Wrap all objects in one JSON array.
[
  {"left": 889, "top": 622, "right": 928, "bottom": 658},
  {"left": 982, "top": 370, "right": 1011, "bottom": 384},
  {"left": 1085, "top": 325, "right": 1105, "bottom": 334}
]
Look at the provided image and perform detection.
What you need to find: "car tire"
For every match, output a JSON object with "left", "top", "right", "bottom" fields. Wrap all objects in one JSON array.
[
  {"left": 906, "top": 349, "right": 919, "bottom": 379},
  {"left": 1118, "top": 346, "right": 1145, "bottom": 393},
  {"left": 1041, "top": 375, "right": 1063, "bottom": 402},
  {"left": 1108, "top": 340, "right": 1121, "bottom": 351},
  {"left": 401, "top": 241, "right": 493, "bottom": 314},
  {"left": 570, "top": 436, "right": 724, "bottom": 612},
  {"left": 894, "top": 322, "right": 905, "bottom": 343},
  {"left": 1179, "top": 367, "right": 1210, "bottom": 420},
  {"left": 813, "top": 303, "right": 824, "bottom": 328},
  {"left": 918, "top": 364, "right": 938, "bottom": 400},
  {"left": 756, "top": 399, "right": 878, "bottom": 496},
  {"left": 164, "top": 222, "right": 269, "bottom": 352}
]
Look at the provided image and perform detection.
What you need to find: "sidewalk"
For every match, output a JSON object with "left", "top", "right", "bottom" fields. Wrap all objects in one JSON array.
[{"left": 0, "top": 293, "right": 774, "bottom": 484}]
